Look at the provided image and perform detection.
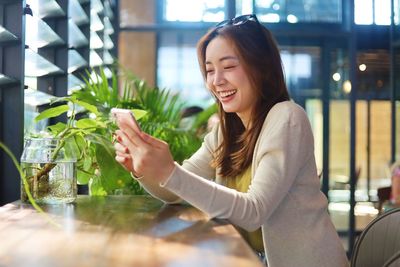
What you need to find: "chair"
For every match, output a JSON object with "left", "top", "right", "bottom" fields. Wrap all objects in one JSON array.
[
  {"left": 384, "top": 250, "right": 400, "bottom": 267},
  {"left": 377, "top": 186, "right": 392, "bottom": 214},
  {"left": 351, "top": 208, "right": 400, "bottom": 267}
]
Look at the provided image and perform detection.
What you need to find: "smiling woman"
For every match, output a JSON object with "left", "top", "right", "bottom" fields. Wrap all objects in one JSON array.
[
  {"left": 114, "top": 14, "right": 349, "bottom": 267},
  {"left": 204, "top": 37, "right": 256, "bottom": 128}
]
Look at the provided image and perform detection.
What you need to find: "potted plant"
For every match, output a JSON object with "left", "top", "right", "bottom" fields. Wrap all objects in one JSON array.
[
  {"left": 66, "top": 67, "right": 208, "bottom": 194},
  {"left": 28, "top": 66, "right": 212, "bottom": 197},
  {"left": 30, "top": 94, "right": 143, "bottom": 198}
]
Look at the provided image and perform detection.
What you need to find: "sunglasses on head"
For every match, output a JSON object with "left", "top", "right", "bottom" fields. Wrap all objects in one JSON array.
[{"left": 214, "top": 14, "right": 260, "bottom": 28}]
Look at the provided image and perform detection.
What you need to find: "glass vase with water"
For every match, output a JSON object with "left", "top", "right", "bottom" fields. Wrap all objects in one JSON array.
[{"left": 20, "top": 138, "right": 77, "bottom": 204}]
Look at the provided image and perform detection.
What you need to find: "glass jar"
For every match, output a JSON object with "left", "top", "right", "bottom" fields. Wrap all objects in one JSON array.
[{"left": 20, "top": 138, "right": 77, "bottom": 204}]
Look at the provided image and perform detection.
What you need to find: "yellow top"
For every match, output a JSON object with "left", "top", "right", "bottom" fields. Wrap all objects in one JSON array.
[{"left": 225, "top": 167, "right": 264, "bottom": 252}]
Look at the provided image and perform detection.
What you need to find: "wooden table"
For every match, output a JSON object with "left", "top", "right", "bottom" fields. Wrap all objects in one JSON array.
[{"left": 0, "top": 195, "right": 263, "bottom": 267}]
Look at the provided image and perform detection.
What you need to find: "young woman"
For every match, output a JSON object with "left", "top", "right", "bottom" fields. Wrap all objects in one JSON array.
[{"left": 114, "top": 14, "right": 349, "bottom": 267}]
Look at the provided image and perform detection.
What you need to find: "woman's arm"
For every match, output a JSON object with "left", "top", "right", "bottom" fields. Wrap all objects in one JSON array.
[
  {"left": 135, "top": 174, "right": 182, "bottom": 203},
  {"left": 160, "top": 104, "right": 314, "bottom": 231},
  {"left": 114, "top": 138, "right": 181, "bottom": 203},
  {"left": 141, "top": 126, "right": 219, "bottom": 203},
  {"left": 114, "top": 124, "right": 218, "bottom": 203}
]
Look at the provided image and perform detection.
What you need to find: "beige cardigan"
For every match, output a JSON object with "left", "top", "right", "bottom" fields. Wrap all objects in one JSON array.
[{"left": 147, "top": 101, "right": 348, "bottom": 267}]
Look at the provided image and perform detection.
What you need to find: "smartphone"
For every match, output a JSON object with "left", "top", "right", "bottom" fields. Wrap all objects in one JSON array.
[{"left": 110, "top": 108, "right": 141, "bottom": 133}]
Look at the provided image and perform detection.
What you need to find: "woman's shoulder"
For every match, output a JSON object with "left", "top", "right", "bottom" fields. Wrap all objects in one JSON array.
[
  {"left": 202, "top": 122, "right": 221, "bottom": 148},
  {"left": 257, "top": 101, "right": 314, "bottom": 149},
  {"left": 266, "top": 100, "right": 308, "bottom": 125}
]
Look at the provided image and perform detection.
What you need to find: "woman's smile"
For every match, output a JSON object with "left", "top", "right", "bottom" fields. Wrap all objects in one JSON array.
[{"left": 217, "top": 89, "right": 237, "bottom": 101}]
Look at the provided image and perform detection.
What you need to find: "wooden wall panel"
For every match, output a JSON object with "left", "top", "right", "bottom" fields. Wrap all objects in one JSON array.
[
  {"left": 119, "top": 0, "right": 155, "bottom": 26},
  {"left": 119, "top": 32, "right": 156, "bottom": 87}
]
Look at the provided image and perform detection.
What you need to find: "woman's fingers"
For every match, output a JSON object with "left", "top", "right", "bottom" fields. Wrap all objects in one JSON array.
[
  {"left": 115, "top": 129, "right": 138, "bottom": 152},
  {"left": 140, "top": 132, "right": 166, "bottom": 149},
  {"left": 114, "top": 142, "right": 129, "bottom": 154},
  {"left": 115, "top": 150, "right": 130, "bottom": 158},
  {"left": 115, "top": 121, "right": 164, "bottom": 150},
  {"left": 118, "top": 120, "right": 150, "bottom": 147},
  {"left": 115, "top": 155, "right": 126, "bottom": 163},
  {"left": 114, "top": 120, "right": 174, "bottom": 182},
  {"left": 115, "top": 154, "right": 134, "bottom": 172}
]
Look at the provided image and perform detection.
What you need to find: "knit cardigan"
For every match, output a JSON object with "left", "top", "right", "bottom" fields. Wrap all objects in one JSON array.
[{"left": 154, "top": 101, "right": 349, "bottom": 267}]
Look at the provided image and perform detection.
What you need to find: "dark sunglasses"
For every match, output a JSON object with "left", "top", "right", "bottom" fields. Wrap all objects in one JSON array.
[{"left": 214, "top": 14, "right": 260, "bottom": 28}]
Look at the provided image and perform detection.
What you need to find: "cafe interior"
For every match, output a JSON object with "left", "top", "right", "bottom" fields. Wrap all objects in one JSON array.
[{"left": 0, "top": 0, "right": 399, "bottom": 265}]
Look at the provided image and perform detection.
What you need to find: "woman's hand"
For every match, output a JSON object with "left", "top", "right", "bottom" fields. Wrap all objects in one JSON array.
[
  {"left": 114, "top": 142, "right": 134, "bottom": 172},
  {"left": 114, "top": 120, "right": 176, "bottom": 184}
]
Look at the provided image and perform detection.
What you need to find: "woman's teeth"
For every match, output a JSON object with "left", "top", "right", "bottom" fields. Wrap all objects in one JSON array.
[{"left": 219, "top": 89, "right": 237, "bottom": 98}]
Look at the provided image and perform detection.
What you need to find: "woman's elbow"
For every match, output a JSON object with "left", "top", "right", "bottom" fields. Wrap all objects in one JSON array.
[
  {"left": 232, "top": 198, "right": 266, "bottom": 231},
  {"left": 161, "top": 196, "right": 183, "bottom": 204},
  {"left": 240, "top": 220, "right": 263, "bottom": 232}
]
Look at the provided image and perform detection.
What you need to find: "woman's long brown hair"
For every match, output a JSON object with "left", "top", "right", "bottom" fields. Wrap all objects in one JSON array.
[{"left": 197, "top": 20, "right": 290, "bottom": 178}]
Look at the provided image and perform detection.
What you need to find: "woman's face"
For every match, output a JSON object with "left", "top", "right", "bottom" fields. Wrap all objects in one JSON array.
[{"left": 205, "top": 36, "right": 256, "bottom": 126}]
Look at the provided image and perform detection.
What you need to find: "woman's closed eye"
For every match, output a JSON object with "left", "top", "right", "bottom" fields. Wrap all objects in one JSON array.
[
  {"left": 224, "top": 65, "right": 236, "bottom": 70},
  {"left": 207, "top": 65, "right": 236, "bottom": 74}
]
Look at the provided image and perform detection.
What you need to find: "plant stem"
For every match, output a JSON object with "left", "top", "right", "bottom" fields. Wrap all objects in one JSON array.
[
  {"left": 0, "top": 141, "right": 61, "bottom": 228},
  {"left": 33, "top": 162, "right": 57, "bottom": 183},
  {"left": 32, "top": 137, "right": 66, "bottom": 189}
]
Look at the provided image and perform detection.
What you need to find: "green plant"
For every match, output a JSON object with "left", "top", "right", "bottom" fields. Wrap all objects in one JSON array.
[
  {"left": 33, "top": 95, "right": 146, "bottom": 196},
  {"left": 74, "top": 66, "right": 206, "bottom": 164},
  {"left": 119, "top": 69, "right": 203, "bottom": 163},
  {"left": 32, "top": 65, "right": 213, "bottom": 196}
]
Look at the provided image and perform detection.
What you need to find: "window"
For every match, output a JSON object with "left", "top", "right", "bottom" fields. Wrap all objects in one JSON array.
[
  {"left": 354, "top": 0, "right": 373, "bottom": 25},
  {"left": 280, "top": 46, "right": 321, "bottom": 99},
  {"left": 355, "top": 0, "right": 391, "bottom": 25},
  {"left": 254, "top": 0, "right": 342, "bottom": 23},
  {"left": 157, "top": 32, "right": 213, "bottom": 108},
  {"left": 164, "top": 0, "right": 224, "bottom": 22},
  {"left": 374, "top": 0, "right": 391, "bottom": 25}
]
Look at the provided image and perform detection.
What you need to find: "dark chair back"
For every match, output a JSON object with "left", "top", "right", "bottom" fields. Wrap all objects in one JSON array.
[
  {"left": 384, "top": 250, "right": 400, "bottom": 267},
  {"left": 351, "top": 208, "right": 400, "bottom": 267}
]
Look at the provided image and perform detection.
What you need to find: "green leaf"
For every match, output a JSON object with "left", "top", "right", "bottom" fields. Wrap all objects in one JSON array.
[
  {"left": 74, "top": 134, "right": 86, "bottom": 158},
  {"left": 64, "top": 136, "right": 80, "bottom": 160},
  {"left": 76, "top": 118, "right": 98, "bottom": 129},
  {"left": 88, "top": 176, "right": 107, "bottom": 196},
  {"left": 77, "top": 169, "right": 93, "bottom": 185},
  {"left": 132, "top": 109, "right": 147, "bottom": 120},
  {"left": 96, "top": 144, "right": 131, "bottom": 193},
  {"left": 93, "top": 119, "right": 107, "bottom": 128},
  {"left": 85, "top": 133, "right": 114, "bottom": 156},
  {"left": 62, "top": 128, "right": 82, "bottom": 140},
  {"left": 34, "top": 105, "right": 69, "bottom": 122},
  {"left": 83, "top": 156, "right": 92, "bottom": 171},
  {"left": 73, "top": 99, "right": 100, "bottom": 116},
  {"left": 47, "top": 122, "right": 67, "bottom": 135},
  {"left": 49, "top": 96, "right": 72, "bottom": 105}
]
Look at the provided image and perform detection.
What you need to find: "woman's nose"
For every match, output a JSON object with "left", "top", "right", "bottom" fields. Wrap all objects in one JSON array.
[{"left": 213, "top": 71, "right": 226, "bottom": 86}]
